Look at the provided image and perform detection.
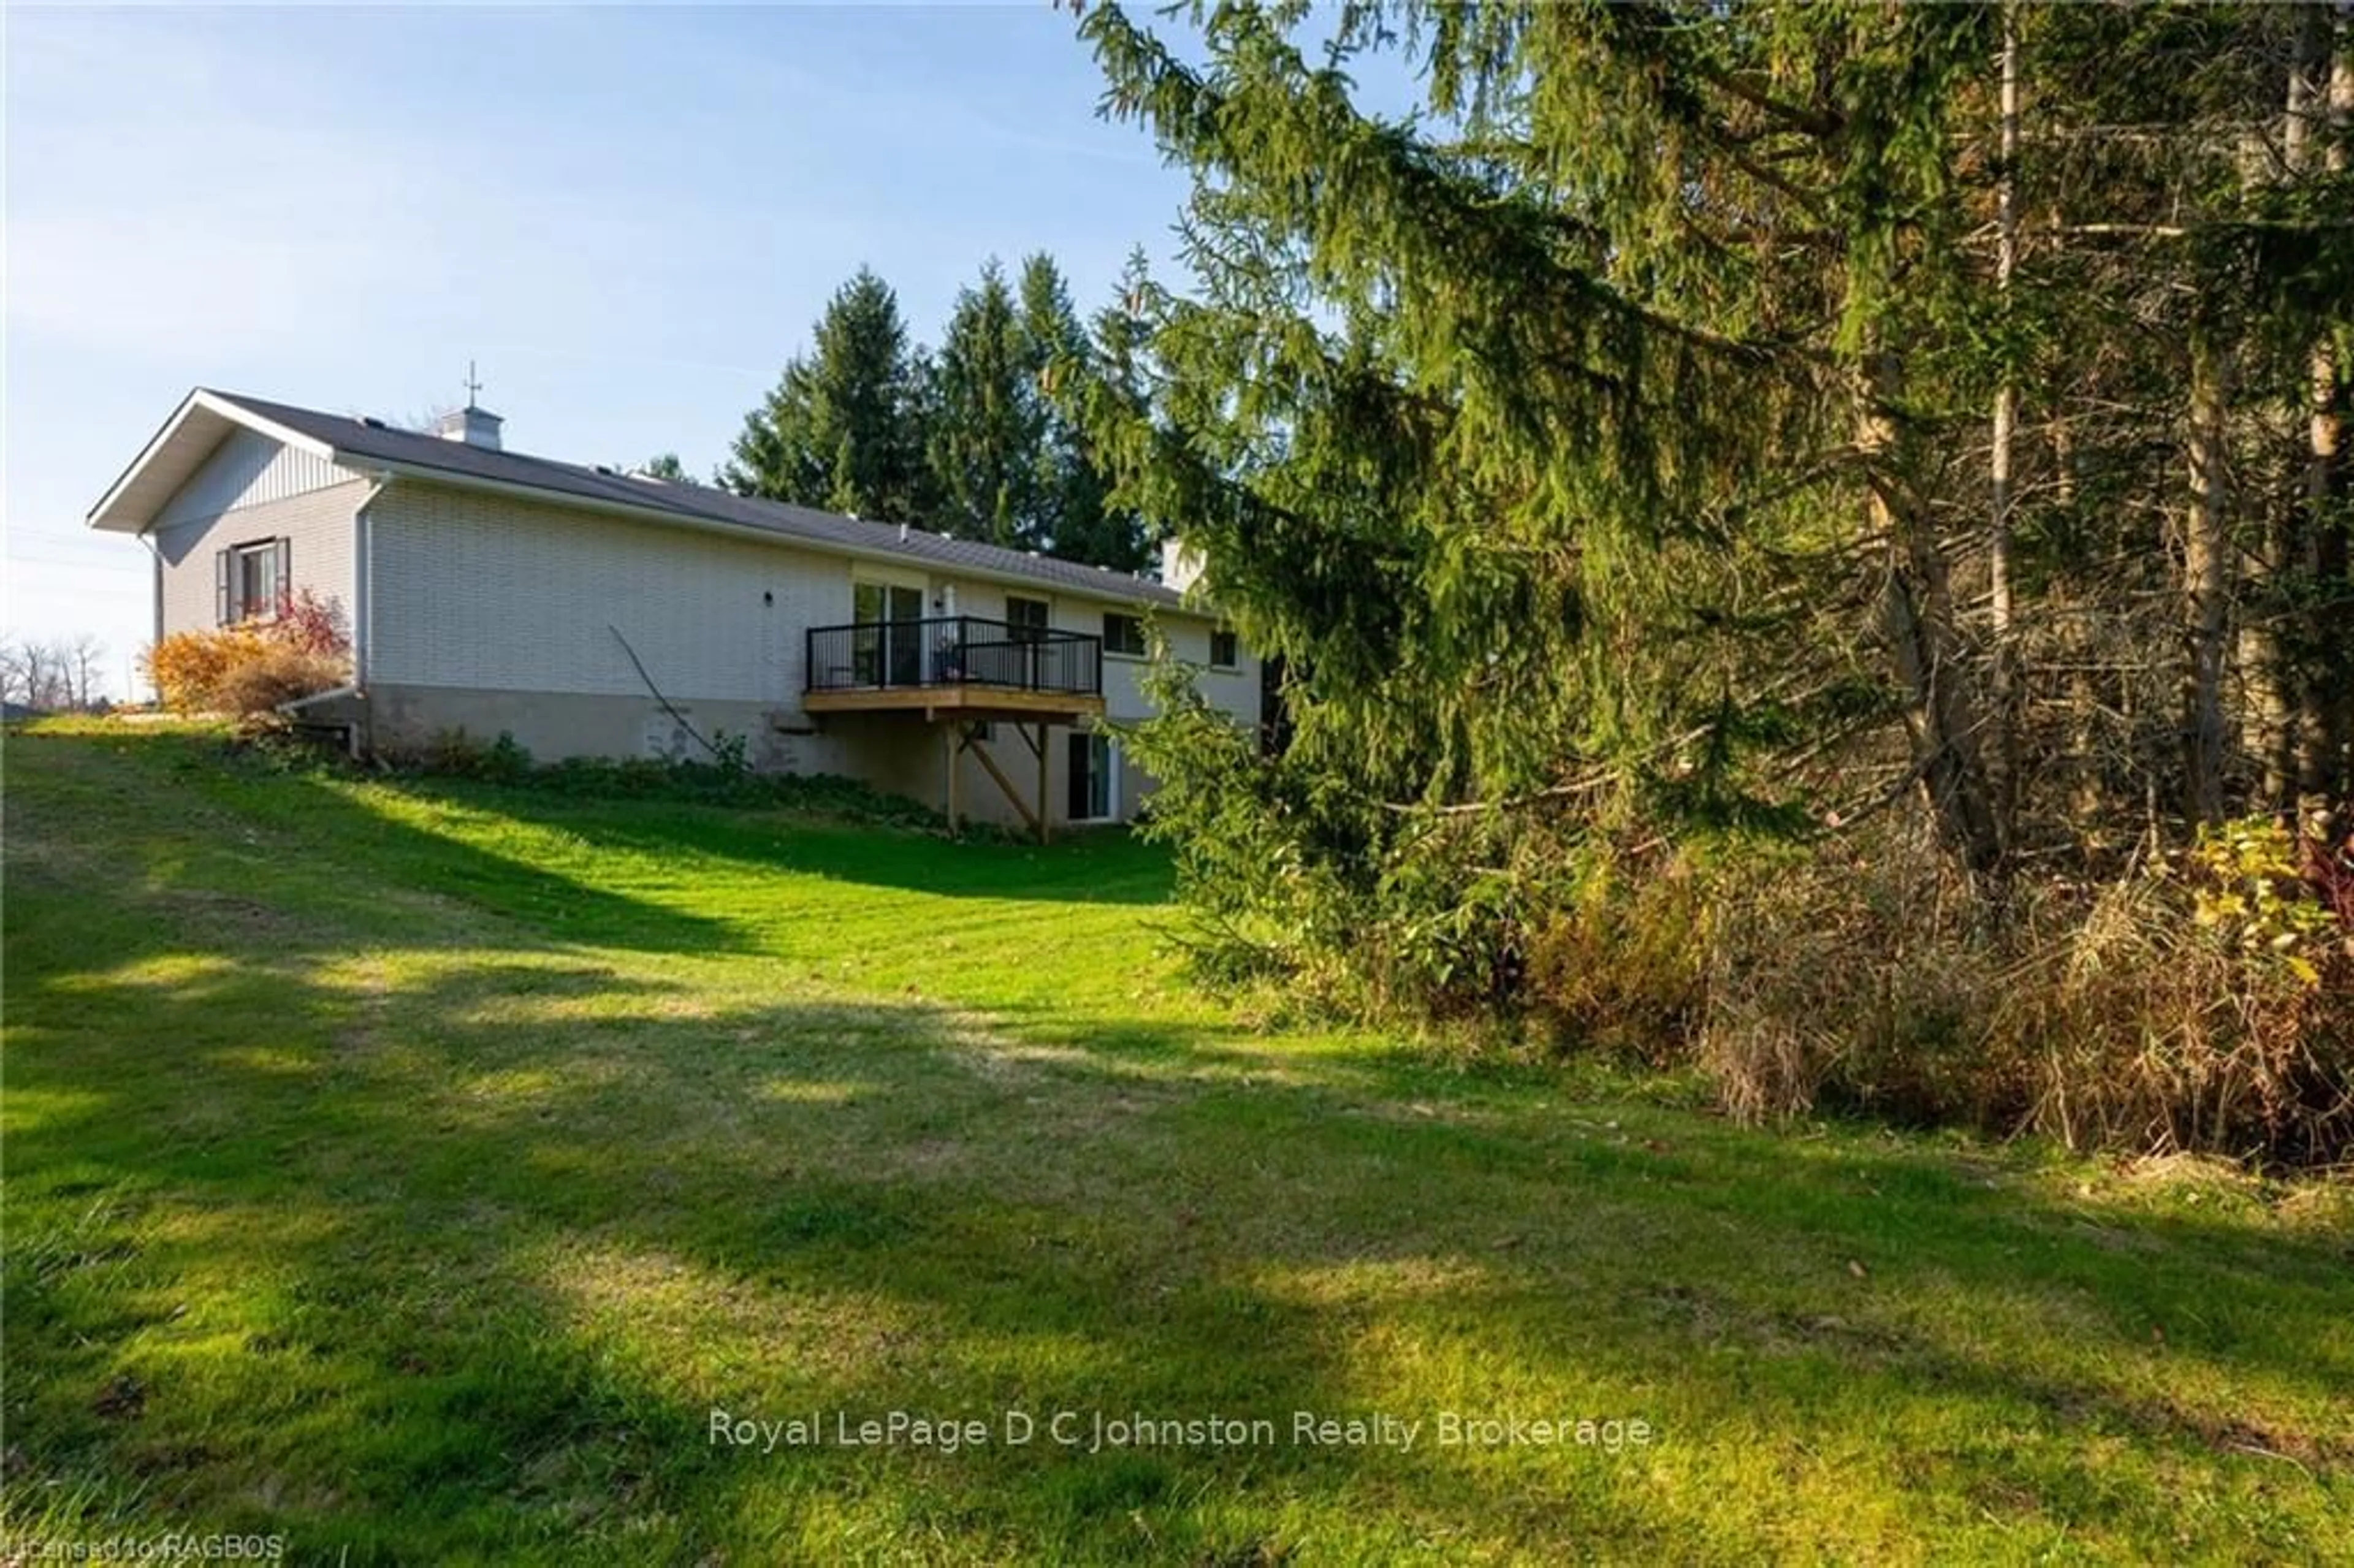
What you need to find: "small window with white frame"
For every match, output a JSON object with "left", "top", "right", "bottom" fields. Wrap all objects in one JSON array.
[{"left": 1209, "top": 627, "right": 1239, "bottom": 669}]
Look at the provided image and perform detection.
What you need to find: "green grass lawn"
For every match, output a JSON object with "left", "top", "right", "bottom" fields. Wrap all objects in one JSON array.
[{"left": 5, "top": 722, "right": 2350, "bottom": 1565}]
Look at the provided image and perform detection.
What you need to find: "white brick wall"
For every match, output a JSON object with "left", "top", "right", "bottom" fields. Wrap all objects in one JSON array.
[
  {"left": 941, "top": 579, "right": 1261, "bottom": 809},
  {"left": 368, "top": 478, "right": 1261, "bottom": 732},
  {"left": 1045, "top": 595, "right": 1257, "bottom": 728},
  {"left": 132, "top": 424, "right": 1263, "bottom": 829},
  {"left": 949, "top": 580, "right": 1258, "bottom": 726},
  {"left": 368, "top": 482, "right": 853, "bottom": 702},
  {"left": 154, "top": 479, "right": 368, "bottom": 640}
]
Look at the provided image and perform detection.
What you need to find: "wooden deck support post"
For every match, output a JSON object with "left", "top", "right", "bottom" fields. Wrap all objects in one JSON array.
[
  {"left": 943, "top": 721, "right": 959, "bottom": 835},
  {"left": 1035, "top": 722, "right": 1050, "bottom": 846},
  {"left": 959, "top": 723, "right": 1044, "bottom": 842}
]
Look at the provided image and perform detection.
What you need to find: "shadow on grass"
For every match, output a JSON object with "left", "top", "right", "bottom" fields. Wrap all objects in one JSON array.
[
  {"left": 9, "top": 931, "right": 2351, "bottom": 1561},
  {"left": 7, "top": 726, "right": 2350, "bottom": 1561},
  {"left": 9, "top": 728, "right": 748, "bottom": 957},
  {"left": 354, "top": 773, "right": 1179, "bottom": 909}
]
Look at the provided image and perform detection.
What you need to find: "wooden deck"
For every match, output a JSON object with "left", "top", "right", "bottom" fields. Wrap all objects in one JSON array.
[
  {"left": 802, "top": 617, "right": 1108, "bottom": 840},
  {"left": 802, "top": 685, "right": 1107, "bottom": 724}
]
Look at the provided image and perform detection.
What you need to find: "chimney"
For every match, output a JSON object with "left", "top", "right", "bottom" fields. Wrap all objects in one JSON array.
[
  {"left": 1159, "top": 535, "right": 1205, "bottom": 596},
  {"left": 433, "top": 404, "right": 503, "bottom": 451}
]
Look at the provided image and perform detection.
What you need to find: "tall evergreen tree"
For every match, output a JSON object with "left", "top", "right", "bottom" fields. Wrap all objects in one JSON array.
[
  {"left": 1045, "top": 0, "right": 2354, "bottom": 1163},
  {"left": 1035, "top": 253, "right": 1153, "bottom": 572},
  {"left": 1022, "top": 252, "right": 1152, "bottom": 571},
  {"left": 1070, "top": 0, "right": 2351, "bottom": 921},
  {"left": 723, "top": 266, "right": 934, "bottom": 522},
  {"left": 928, "top": 259, "right": 1045, "bottom": 548},
  {"left": 1078, "top": 251, "right": 1167, "bottom": 579},
  {"left": 1016, "top": 254, "right": 1092, "bottom": 554}
]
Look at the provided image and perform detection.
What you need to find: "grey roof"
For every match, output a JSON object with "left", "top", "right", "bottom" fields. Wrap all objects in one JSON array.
[{"left": 208, "top": 390, "right": 1188, "bottom": 611}]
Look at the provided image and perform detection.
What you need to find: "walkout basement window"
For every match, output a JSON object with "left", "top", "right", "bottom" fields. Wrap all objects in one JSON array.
[
  {"left": 1102, "top": 612, "right": 1147, "bottom": 658},
  {"left": 215, "top": 538, "right": 291, "bottom": 625},
  {"left": 1210, "top": 628, "right": 1239, "bottom": 669}
]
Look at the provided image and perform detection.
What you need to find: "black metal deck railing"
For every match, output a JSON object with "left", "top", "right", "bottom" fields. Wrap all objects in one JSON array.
[{"left": 805, "top": 616, "right": 1103, "bottom": 699}]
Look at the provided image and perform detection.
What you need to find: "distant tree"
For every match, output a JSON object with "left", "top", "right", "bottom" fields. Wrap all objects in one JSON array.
[
  {"left": 723, "top": 267, "right": 935, "bottom": 522},
  {"left": 928, "top": 258, "right": 1046, "bottom": 548},
  {"left": 0, "top": 638, "right": 32, "bottom": 711},
  {"left": 715, "top": 251, "right": 1157, "bottom": 569},
  {"left": 905, "top": 344, "right": 945, "bottom": 495},
  {"left": 918, "top": 250, "right": 1148, "bottom": 568},
  {"left": 67, "top": 633, "right": 105, "bottom": 709},
  {"left": 2, "top": 632, "right": 110, "bottom": 712},
  {"left": 638, "top": 452, "right": 690, "bottom": 482},
  {"left": 1050, "top": 249, "right": 1156, "bottom": 573},
  {"left": 1020, "top": 253, "right": 1149, "bottom": 571}
]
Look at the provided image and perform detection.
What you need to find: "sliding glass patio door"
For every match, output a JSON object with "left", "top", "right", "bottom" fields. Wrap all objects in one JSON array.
[{"left": 853, "top": 582, "right": 926, "bottom": 687}]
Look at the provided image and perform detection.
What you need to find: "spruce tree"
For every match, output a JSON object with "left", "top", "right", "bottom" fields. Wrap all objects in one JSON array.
[
  {"left": 928, "top": 259, "right": 1046, "bottom": 548},
  {"left": 723, "top": 266, "right": 933, "bottom": 523},
  {"left": 1065, "top": 248, "right": 1161, "bottom": 576},
  {"left": 1021, "top": 252, "right": 1148, "bottom": 570},
  {"left": 1072, "top": 0, "right": 2350, "bottom": 901}
]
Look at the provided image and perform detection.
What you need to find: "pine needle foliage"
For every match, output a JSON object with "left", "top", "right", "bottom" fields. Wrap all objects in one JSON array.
[{"left": 1079, "top": 1, "right": 2353, "bottom": 1158}]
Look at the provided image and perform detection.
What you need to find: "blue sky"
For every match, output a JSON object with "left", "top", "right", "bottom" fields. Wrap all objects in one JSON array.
[{"left": 3, "top": 4, "right": 1197, "bottom": 695}]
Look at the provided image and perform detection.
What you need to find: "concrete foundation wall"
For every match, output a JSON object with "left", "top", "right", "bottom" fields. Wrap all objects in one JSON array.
[{"left": 361, "top": 683, "right": 1107, "bottom": 830}]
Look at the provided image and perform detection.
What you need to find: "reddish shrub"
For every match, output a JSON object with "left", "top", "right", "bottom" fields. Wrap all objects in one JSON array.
[{"left": 269, "top": 588, "right": 350, "bottom": 657}]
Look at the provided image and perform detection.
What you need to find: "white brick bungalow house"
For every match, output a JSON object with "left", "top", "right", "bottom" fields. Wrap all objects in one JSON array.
[{"left": 88, "top": 389, "right": 1261, "bottom": 834}]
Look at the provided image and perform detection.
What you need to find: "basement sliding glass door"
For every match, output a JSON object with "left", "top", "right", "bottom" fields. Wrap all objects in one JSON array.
[
  {"left": 1067, "top": 733, "right": 1116, "bottom": 822},
  {"left": 853, "top": 582, "right": 925, "bottom": 687}
]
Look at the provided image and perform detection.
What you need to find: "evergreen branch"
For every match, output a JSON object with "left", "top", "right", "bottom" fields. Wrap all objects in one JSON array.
[{"left": 1689, "top": 63, "right": 1845, "bottom": 143}]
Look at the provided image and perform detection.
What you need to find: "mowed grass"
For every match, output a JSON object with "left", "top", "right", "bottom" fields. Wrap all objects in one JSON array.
[{"left": 4, "top": 723, "right": 2350, "bottom": 1566}]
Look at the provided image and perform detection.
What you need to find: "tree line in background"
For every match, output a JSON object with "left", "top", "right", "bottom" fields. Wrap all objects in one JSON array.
[
  {"left": 705, "top": 251, "right": 1157, "bottom": 573},
  {"left": 1075, "top": 0, "right": 2354, "bottom": 1165},
  {"left": 1, "top": 634, "right": 112, "bottom": 714}
]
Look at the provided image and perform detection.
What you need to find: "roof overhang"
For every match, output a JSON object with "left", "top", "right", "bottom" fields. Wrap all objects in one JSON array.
[
  {"left": 86, "top": 389, "right": 345, "bottom": 535},
  {"left": 335, "top": 456, "right": 1194, "bottom": 616}
]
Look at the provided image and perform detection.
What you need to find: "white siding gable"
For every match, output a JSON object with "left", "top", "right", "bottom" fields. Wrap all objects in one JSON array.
[
  {"left": 154, "top": 428, "right": 350, "bottom": 530},
  {"left": 149, "top": 430, "right": 367, "bottom": 639}
]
